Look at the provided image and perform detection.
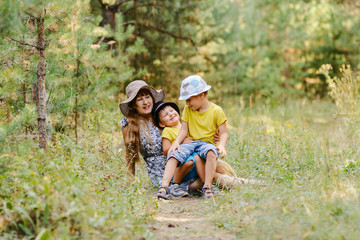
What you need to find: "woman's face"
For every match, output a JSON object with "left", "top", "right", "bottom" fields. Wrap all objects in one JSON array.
[{"left": 133, "top": 92, "right": 154, "bottom": 116}]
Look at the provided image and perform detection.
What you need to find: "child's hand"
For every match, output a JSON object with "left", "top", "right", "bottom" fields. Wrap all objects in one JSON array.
[
  {"left": 217, "top": 145, "right": 227, "bottom": 159},
  {"left": 168, "top": 142, "right": 181, "bottom": 155}
]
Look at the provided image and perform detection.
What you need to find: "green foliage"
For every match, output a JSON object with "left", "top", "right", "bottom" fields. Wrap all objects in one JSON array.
[
  {"left": 321, "top": 64, "right": 360, "bottom": 115},
  {"left": 2, "top": 1, "right": 360, "bottom": 238},
  {"left": 182, "top": 0, "right": 360, "bottom": 102},
  {"left": 1, "top": 105, "right": 156, "bottom": 239},
  {"left": 207, "top": 99, "right": 360, "bottom": 239}
]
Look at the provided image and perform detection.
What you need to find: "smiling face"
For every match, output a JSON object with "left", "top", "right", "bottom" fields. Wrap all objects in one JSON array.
[
  {"left": 132, "top": 90, "right": 154, "bottom": 116},
  {"left": 158, "top": 106, "right": 180, "bottom": 128}
]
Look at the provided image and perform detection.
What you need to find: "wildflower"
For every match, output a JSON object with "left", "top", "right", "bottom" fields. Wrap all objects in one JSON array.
[
  {"left": 30, "top": 171, "right": 34, "bottom": 176},
  {"left": 287, "top": 124, "right": 292, "bottom": 127}
]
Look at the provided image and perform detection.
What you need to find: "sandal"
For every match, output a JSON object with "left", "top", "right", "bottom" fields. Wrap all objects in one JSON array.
[
  {"left": 201, "top": 186, "right": 215, "bottom": 199},
  {"left": 155, "top": 186, "right": 171, "bottom": 200}
]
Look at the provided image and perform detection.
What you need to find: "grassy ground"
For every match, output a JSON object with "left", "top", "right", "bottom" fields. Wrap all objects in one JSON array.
[
  {"left": 1, "top": 99, "right": 360, "bottom": 239},
  {"left": 211, "top": 99, "right": 360, "bottom": 239}
]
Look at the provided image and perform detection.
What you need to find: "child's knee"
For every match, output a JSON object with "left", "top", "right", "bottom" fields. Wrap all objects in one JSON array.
[
  {"left": 206, "top": 150, "right": 217, "bottom": 160},
  {"left": 184, "top": 160, "right": 193, "bottom": 168},
  {"left": 167, "top": 157, "right": 179, "bottom": 165},
  {"left": 193, "top": 154, "right": 201, "bottom": 162}
]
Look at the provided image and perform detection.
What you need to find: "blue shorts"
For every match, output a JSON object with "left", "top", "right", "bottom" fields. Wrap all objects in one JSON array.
[{"left": 167, "top": 140, "right": 218, "bottom": 164}]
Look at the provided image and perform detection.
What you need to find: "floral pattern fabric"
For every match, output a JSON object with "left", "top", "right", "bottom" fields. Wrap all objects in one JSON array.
[
  {"left": 121, "top": 117, "right": 166, "bottom": 187},
  {"left": 121, "top": 117, "right": 194, "bottom": 190}
]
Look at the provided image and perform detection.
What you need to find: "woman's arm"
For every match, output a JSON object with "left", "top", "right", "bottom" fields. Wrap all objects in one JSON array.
[{"left": 122, "top": 125, "right": 135, "bottom": 175}]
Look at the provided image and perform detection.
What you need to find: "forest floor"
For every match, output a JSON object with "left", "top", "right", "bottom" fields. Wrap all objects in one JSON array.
[{"left": 150, "top": 194, "right": 236, "bottom": 240}]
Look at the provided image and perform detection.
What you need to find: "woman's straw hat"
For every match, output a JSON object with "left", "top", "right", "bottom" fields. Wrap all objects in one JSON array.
[{"left": 119, "top": 80, "right": 165, "bottom": 116}]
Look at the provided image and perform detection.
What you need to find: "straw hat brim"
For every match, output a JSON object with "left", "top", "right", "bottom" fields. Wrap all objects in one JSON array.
[{"left": 119, "top": 85, "right": 165, "bottom": 116}]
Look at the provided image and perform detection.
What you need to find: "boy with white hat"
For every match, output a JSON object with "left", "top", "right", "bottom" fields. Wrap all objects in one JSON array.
[{"left": 167, "top": 75, "right": 228, "bottom": 198}]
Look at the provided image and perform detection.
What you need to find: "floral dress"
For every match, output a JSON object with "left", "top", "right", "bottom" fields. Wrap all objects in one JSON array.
[
  {"left": 121, "top": 117, "right": 195, "bottom": 190},
  {"left": 121, "top": 117, "right": 166, "bottom": 187}
]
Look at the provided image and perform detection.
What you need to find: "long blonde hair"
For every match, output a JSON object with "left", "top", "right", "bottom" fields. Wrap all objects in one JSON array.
[{"left": 124, "top": 89, "right": 155, "bottom": 164}]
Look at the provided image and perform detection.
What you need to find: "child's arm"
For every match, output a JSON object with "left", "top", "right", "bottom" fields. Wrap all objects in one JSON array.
[
  {"left": 217, "top": 122, "right": 228, "bottom": 159},
  {"left": 162, "top": 138, "right": 172, "bottom": 156},
  {"left": 168, "top": 121, "right": 189, "bottom": 155}
]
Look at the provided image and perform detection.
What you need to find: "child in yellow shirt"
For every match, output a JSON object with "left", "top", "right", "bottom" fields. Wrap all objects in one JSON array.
[
  {"left": 166, "top": 75, "right": 228, "bottom": 198},
  {"left": 152, "top": 101, "right": 203, "bottom": 199}
]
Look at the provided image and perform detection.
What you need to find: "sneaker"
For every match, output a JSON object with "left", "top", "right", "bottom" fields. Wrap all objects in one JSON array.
[
  {"left": 169, "top": 184, "right": 189, "bottom": 197},
  {"left": 154, "top": 186, "right": 172, "bottom": 200}
]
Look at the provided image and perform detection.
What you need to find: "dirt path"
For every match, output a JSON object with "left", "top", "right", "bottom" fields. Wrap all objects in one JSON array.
[{"left": 150, "top": 196, "right": 236, "bottom": 240}]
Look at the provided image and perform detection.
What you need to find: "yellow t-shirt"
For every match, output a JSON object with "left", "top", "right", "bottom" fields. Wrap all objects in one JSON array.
[
  {"left": 182, "top": 102, "right": 227, "bottom": 144},
  {"left": 161, "top": 127, "right": 180, "bottom": 144}
]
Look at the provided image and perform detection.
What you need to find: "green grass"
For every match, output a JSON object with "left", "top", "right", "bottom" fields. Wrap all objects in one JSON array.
[
  {"left": 1, "top": 99, "right": 360, "bottom": 239},
  {"left": 211, "top": 99, "right": 360, "bottom": 239},
  {"left": 0, "top": 103, "right": 157, "bottom": 239}
]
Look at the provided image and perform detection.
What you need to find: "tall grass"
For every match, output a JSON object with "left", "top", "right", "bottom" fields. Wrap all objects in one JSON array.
[
  {"left": 210, "top": 70, "right": 360, "bottom": 239},
  {"left": 2, "top": 67, "right": 360, "bottom": 239},
  {"left": 0, "top": 102, "right": 157, "bottom": 239}
]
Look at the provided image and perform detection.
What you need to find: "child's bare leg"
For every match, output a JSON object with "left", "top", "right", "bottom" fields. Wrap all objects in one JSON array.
[
  {"left": 195, "top": 155, "right": 206, "bottom": 183},
  {"left": 173, "top": 160, "right": 193, "bottom": 183},
  {"left": 162, "top": 157, "right": 179, "bottom": 187},
  {"left": 204, "top": 150, "right": 217, "bottom": 187}
]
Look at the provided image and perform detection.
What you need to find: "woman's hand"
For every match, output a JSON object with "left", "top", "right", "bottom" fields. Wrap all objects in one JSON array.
[{"left": 213, "top": 130, "right": 220, "bottom": 143}]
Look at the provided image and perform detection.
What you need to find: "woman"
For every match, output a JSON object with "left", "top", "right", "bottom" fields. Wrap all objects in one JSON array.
[{"left": 120, "top": 80, "right": 256, "bottom": 192}]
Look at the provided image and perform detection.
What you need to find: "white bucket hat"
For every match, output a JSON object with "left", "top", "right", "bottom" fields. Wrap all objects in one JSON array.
[
  {"left": 179, "top": 75, "right": 211, "bottom": 100},
  {"left": 119, "top": 80, "right": 165, "bottom": 116}
]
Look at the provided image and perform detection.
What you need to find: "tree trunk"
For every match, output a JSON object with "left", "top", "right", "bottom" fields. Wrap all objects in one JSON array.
[
  {"left": 36, "top": 16, "right": 47, "bottom": 149},
  {"left": 133, "top": 0, "right": 138, "bottom": 71},
  {"left": 23, "top": 83, "right": 28, "bottom": 135},
  {"left": 99, "top": 3, "right": 118, "bottom": 31}
]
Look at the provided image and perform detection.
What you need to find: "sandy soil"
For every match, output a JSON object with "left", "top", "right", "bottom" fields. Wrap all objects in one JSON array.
[{"left": 149, "top": 196, "right": 237, "bottom": 240}]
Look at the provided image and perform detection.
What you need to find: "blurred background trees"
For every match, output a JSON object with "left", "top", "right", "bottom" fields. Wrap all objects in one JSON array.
[
  {"left": 2, "top": 1, "right": 360, "bottom": 238},
  {"left": 1, "top": 0, "right": 360, "bottom": 145}
]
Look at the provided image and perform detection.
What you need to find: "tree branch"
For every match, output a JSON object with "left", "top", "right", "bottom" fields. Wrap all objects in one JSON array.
[
  {"left": 7, "top": 37, "right": 44, "bottom": 51},
  {"left": 123, "top": 21, "right": 196, "bottom": 48}
]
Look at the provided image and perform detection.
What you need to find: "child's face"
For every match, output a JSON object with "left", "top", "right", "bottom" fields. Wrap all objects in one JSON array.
[
  {"left": 159, "top": 106, "right": 180, "bottom": 128},
  {"left": 185, "top": 93, "right": 204, "bottom": 111}
]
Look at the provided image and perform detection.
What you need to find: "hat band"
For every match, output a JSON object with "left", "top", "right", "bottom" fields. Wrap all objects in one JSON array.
[{"left": 154, "top": 102, "right": 165, "bottom": 113}]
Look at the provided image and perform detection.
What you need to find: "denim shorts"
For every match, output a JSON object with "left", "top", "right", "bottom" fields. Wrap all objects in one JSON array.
[{"left": 167, "top": 140, "right": 218, "bottom": 164}]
